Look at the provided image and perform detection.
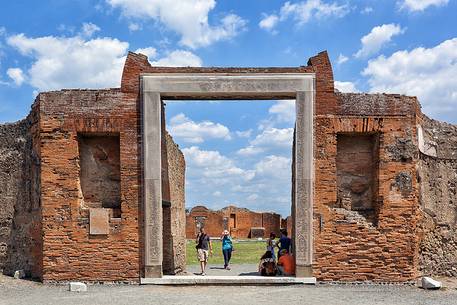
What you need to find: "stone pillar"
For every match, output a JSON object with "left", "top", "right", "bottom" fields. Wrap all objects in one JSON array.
[
  {"left": 294, "top": 90, "right": 314, "bottom": 277},
  {"left": 142, "top": 91, "right": 163, "bottom": 278}
]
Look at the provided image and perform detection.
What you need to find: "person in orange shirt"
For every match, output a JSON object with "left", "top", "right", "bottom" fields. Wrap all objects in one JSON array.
[{"left": 277, "top": 249, "right": 295, "bottom": 276}]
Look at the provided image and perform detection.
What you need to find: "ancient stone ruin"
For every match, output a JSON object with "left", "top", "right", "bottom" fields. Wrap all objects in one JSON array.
[
  {"left": 1, "top": 50, "right": 457, "bottom": 283},
  {"left": 185, "top": 205, "right": 285, "bottom": 239}
]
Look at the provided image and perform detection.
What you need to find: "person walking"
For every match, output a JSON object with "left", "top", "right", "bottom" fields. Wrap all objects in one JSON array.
[
  {"left": 221, "top": 230, "right": 234, "bottom": 270},
  {"left": 195, "top": 227, "right": 212, "bottom": 276}
]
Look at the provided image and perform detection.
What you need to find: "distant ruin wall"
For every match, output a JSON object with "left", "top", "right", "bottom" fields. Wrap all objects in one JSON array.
[
  {"left": 418, "top": 115, "right": 457, "bottom": 276},
  {"left": 0, "top": 106, "right": 41, "bottom": 278},
  {"left": 186, "top": 206, "right": 282, "bottom": 239}
]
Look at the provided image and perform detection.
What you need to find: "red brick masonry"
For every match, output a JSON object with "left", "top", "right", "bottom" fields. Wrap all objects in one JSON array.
[
  {"left": 2, "top": 50, "right": 451, "bottom": 283},
  {"left": 186, "top": 205, "right": 283, "bottom": 239}
]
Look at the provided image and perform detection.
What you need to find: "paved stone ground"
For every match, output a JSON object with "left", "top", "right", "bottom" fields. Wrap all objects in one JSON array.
[
  {"left": 2, "top": 274, "right": 457, "bottom": 305},
  {"left": 187, "top": 263, "right": 259, "bottom": 276}
]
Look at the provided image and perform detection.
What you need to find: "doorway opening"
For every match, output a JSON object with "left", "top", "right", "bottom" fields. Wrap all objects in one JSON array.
[{"left": 164, "top": 99, "right": 295, "bottom": 277}]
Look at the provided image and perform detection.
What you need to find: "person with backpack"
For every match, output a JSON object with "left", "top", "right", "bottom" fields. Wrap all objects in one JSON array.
[
  {"left": 258, "top": 250, "right": 277, "bottom": 276},
  {"left": 220, "top": 230, "right": 234, "bottom": 270},
  {"left": 195, "top": 227, "right": 212, "bottom": 276}
]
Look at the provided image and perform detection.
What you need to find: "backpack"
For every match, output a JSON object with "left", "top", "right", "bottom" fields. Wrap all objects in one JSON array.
[{"left": 261, "top": 261, "right": 277, "bottom": 276}]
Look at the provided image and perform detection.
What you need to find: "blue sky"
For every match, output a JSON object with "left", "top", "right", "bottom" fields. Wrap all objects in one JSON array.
[{"left": 0, "top": 0, "right": 456, "bottom": 216}]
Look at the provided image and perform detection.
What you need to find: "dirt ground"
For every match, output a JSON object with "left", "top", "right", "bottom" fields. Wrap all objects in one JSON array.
[{"left": 2, "top": 274, "right": 457, "bottom": 305}]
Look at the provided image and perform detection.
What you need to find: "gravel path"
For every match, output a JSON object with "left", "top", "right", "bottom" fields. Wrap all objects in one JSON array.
[
  {"left": 187, "top": 263, "right": 259, "bottom": 276},
  {"left": 2, "top": 274, "right": 457, "bottom": 305}
]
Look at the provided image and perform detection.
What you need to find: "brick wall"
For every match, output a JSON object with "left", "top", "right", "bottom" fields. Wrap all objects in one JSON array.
[
  {"left": 311, "top": 92, "right": 421, "bottom": 282},
  {"left": 4, "top": 49, "right": 456, "bottom": 282},
  {"left": 38, "top": 89, "right": 141, "bottom": 282},
  {"left": 186, "top": 206, "right": 283, "bottom": 239},
  {"left": 186, "top": 206, "right": 224, "bottom": 239},
  {"left": 36, "top": 89, "right": 186, "bottom": 281}
]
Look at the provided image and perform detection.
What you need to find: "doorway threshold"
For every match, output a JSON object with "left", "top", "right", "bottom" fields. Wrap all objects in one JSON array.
[{"left": 140, "top": 275, "right": 316, "bottom": 285}]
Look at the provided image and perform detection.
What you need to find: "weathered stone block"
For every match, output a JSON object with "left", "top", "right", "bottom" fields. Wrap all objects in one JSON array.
[
  {"left": 69, "top": 282, "right": 87, "bottom": 292},
  {"left": 89, "top": 208, "right": 109, "bottom": 235},
  {"left": 14, "top": 270, "right": 25, "bottom": 279},
  {"left": 421, "top": 276, "right": 442, "bottom": 289}
]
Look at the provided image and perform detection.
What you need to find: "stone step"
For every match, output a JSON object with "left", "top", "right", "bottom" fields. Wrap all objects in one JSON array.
[{"left": 141, "top": 275, "right": 316, "bottom": 285}]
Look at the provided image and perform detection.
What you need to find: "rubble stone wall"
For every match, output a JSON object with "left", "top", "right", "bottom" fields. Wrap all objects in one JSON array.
[
  {"left": 418, "top": 115, "right": 457, "bottom": 276},
  {"left": 0, "top": 105, "right": 41, "bottom": 278}
]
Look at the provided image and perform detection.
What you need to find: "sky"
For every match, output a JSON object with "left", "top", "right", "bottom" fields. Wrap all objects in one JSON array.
[{"left": 0, "top": 0, "right": 456, "bottom": 216}]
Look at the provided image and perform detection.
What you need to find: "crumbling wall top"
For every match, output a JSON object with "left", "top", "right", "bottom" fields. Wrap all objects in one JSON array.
[{"left": 336, "top": 92, "right": 420, "bottom": 117}]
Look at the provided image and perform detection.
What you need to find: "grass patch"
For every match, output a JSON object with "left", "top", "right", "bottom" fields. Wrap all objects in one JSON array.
[{"left": 186, "top": 239, "right": 267, "bottom": 265}]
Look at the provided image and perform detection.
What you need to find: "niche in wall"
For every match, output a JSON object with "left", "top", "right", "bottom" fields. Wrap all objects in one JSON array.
[
  {"left": 336, "top": 133, "right": 380, "bottom": 223},
  {"left": 78, "top": 133, "right": 121, "bottom": 218}
]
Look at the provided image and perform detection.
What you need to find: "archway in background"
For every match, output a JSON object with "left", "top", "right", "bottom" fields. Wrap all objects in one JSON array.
[{"left": 141, "top": 73, "right": 315, "bottom": 279}]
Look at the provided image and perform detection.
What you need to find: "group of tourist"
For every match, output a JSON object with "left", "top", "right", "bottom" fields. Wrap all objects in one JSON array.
[
  {"left": 258, "top": 230, "right": 295, "bottom": 276},
  {"left": 195, "top": 227, "right": 295, "bottom": 276}
]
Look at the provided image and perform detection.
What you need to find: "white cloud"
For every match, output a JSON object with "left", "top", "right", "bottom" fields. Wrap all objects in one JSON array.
[
  {"left": 128, "top": 22, "right": 142, "bottom": 31},
  {"left": 280, "top": 0, "right": 349, "bottom": 25},
  {"left": 398, "top": 0, "right": 449, "bottom": 11},
  {"left": 7, "top": 33, "right": 128, "bottom": 91},
  {"left": 259, "top": 1, "right": 348, "bottom": 34},
  {"left": 106, "top": 0, "right": 247, "bottom": 48},
  {"left": 150, "top": 50, "right": 202, "bottom": 67},
  {"left": 182, "top": 146, "right": 254, "bottom": 180},
  {"left": 259, "top": 14, "right": 279, "bottom": 33},
  {"left": 361, "top": 6, "right": 374, "bottom": 14},
  {"left": 6, "top": 68, "right": 25, "bottom": 86},
  {"left": 336, "top": 53, "right": 348, "bottom": 65},
  {"left": 334, "top": 81, "right": 359, "bottom": 93},
  {"left": 80, "top": 22, "right": 101, "bottom": 38},
  {"left": 168, "top": 113, "right": 231, "bottom": 143},
  {"left": 213, "top": 191, "right": 222, "bottom": 197},
  {"left": 247, "top": 194, "right": 259, "bottom": 201},
  {"left": 135, "top": 47, "right": 157, "bottom": 59},
  {"left": 362, "top": 38, "right": 457, "bottom": 121},
  {"left": 251, "top": 127, "right": 294, "bottom": 148},
  {"left": 235, "top": 129, "right": 252, "bottom": 138},
  {"left": 355, "top": 23, "right": 405, "bottom": 58},
  {"left": 255, "top": 155, "right": 291, "bottom": 179},
  {"left": 236, "top": 146, "right": 264, "bottom": 156},
  {"left": 6, "top": 31, "right": 202, "bottom": 91},
  {"left": 268, "top": 100, "right": 295, "bottom": 123}
]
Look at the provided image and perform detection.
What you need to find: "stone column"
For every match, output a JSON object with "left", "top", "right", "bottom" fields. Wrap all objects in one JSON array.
[
  {"left": 142, "top": 91, "right": 163, "bottom": 278},
  {"left": 294, "top": 90, "right": 314, "bottom": 277}
]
